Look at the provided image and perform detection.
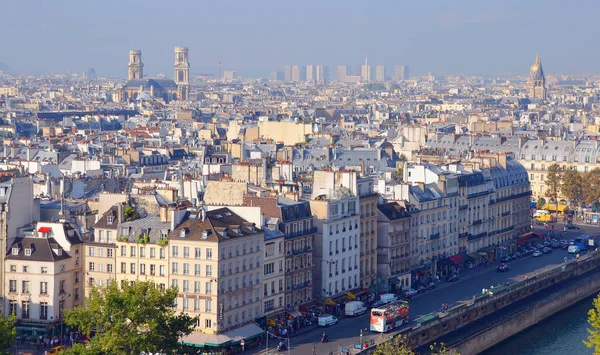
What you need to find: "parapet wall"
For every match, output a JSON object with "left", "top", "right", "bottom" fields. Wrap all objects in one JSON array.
[
  {"left": 453, "top": 267, "right": 600, "bottom": 355},
  {"left": 357, "top": 251, "right": 600, "bottom": 355}
]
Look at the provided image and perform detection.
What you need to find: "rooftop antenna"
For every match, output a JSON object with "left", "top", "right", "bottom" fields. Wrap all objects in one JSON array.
[{"left": 218, "top": 59, "right": 223, "bottom": 80}]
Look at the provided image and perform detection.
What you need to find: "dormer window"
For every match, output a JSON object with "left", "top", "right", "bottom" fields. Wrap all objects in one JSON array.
[
  {"left": 179, "top": 229, "right": 186, "bottom": 238},
  {"left": 11, "top": 247, "right": 18, "bottom": 255},
  {"left": 107, "top": 216, "right": 114, "bottom": 225},
  {"left": 25, "top": 248, "right": 32, "bottom": 256},
  {"left": 201, "top": 230, "right": 208, "bottom": 239}
]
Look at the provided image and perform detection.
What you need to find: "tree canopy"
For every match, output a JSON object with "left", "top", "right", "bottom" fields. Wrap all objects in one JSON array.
[
  {"left": 0, "top": 313, "right": 16, "bottom": 355},
  {"left": 585, "top": 294, "right": 600, "bottom": 354},
  {"left": 544, "top": 164, "right": 562, "bottom": 205},
  {"left": 583, "top": 169, "right": 600, "bottom": 206},
  {"left": 372, "top": 335, "right": 458, "bottom": 355},
  {"left": 562, "top": 167, "right": 584, "bottom": 208},
  {"left": 62, "top": 280, "right": 196, "bottom": 355}
]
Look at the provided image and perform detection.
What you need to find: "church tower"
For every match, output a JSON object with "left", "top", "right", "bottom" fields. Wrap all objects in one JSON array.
[
  {"left": 128, "top": 50, "right": 144, "bottom": 80},
  {"left": 174, "top": 47, "right": 190, "bottom": 100},
  {"left": 529, "top": 53, "right": 546, "bottom": 100}
]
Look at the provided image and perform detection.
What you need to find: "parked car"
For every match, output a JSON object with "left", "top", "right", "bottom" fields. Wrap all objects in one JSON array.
[
  {"left": 500, "top": 256, "right": 510, "bottom": 263},
  {"left": 497, "top": 264, "right": 510, "bottom": 272},
  {"left": 550, "top": 241, "right": 560, "bottom": 248},
  {"left": 426, "top": 281, "right": 437, "bottom": 290},
  {"left": 318, "top": 314, "right": 338, "bottom": 327},
  {"left": 380, "top": 293, "right": 398, "bottom": 304},
  {"left": 542, "top": 247, "right": 552, "bottom": 254},
  {"left": 417, "top": 285, "right": 427, "bottom": 294},
  {"left": 404, "top": 288, "right": 419, "bottom": 298},
  {"left": 446, "top": 274, "right": 459, "bottom": 282},
  {"left": 532, "top": 250, "right": 543, "bottom": 257},
  {"left": 568, "top": 245, "right": 580, "bottom": 254},
  {"left": 564, "top": 224, "right": 580, "bottom": 230}
]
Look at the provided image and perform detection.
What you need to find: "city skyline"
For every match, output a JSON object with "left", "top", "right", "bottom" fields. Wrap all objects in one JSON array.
[{"left": 1, "top": 0, "right": 599, "bottom": 78}]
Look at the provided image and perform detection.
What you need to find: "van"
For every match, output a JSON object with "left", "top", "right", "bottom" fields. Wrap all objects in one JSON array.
[
  {"left": 533, "top": 210, "right": 549, "bottom": 218},
  {"left": 568, "top": 245, "right": 580, "bottom": 254},
  {"left": 345, "top": 301, "right": 367, "bottom": 316},
  {"left": 379, "top": 293, "right": 398, "bottom": 304},
  {"left": 318, "top": 314, "right": 338, "bottom": 327}
]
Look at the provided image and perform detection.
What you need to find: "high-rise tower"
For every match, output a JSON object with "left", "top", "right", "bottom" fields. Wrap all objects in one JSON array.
[
  {"left": 529, "top": 53, "right": 546, "bottom": 100},
  {"left": 174, "top": 47, "right": 190, "bottom": 100},
  {"left": 128, "top": 50, "right": 143, "bottom": 80}
]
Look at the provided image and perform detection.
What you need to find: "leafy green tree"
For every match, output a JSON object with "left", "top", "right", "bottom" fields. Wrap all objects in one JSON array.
[
  {"left": 0, "top": 313, "right": 16, "bottom": 355},
  {"left": 536, "top": 197, "right": 546, "bottom": 209},
  {"left": 372, "top": 335, "right": 457, "bottom": 355},
  {"left": 583, "top": 169, "right": 600, "bottom": 206},
  {"left": 562, "top": 167, "right": 584, "bottom": 208},
  {"left": 585, "top": 294, "right": 600, "bottom": 354},
  {"left": 372, "top": 335, "right": 414, "bottom": 355},
  {"left": 545, "top": 164, "right": 562, "bottom": 219},
  {"left": 63, "top": 280, "right": 196, "bottom": 355}
]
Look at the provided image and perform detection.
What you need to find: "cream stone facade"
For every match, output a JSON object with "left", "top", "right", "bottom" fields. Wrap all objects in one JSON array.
[{"left": 4, "top": 222, "right": 83, "bottom": 332}]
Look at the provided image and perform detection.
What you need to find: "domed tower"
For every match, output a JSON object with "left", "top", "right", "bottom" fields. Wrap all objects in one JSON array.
[
  {"left": 174, "top": 47, "right": 190, "bottom": 100},
  {"left": 128, "top": 50, "right": 143, "bottom": 80},
  {"left": 529, "top": 53, "right": 546, "bottom": 100}
]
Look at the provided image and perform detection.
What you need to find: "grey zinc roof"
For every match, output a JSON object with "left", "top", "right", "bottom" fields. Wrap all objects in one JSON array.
[{"left": 118, "top": 215, "right": 172, "bottom": 243}]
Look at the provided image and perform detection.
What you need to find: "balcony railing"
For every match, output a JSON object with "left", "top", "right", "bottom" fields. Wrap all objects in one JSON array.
[
  {"left": 459, "top": 205, "right": 468, "bottom": 211},
  {"left": 468, "top": 232, "right": 488, "bottom": 241},
  {"left": 472, "top": 219, "right": 482, "bottom": 226},
  {"left": 467, "top": 191, "right": 490, "bottom": 199},
  {"left": 430, "top": 232, "right": 440, "bottom": 240},
  {"left": 292, "top": 281, "right": 310, "bottom": 290},
  {"left": 286, "top": 227, "right": 318, "bottom": 239},
  {"left": 459, "top": 232, "right": 469, "bottom": 238},
  {"left": 501, "top": 211, "right": 511, "bottom": 217},
  {"left": 292, "top": 247, "right": 310, "bottom": 256}
]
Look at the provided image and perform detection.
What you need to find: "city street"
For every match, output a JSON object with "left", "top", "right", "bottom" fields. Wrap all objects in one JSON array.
[{"left": 258, "top": 223, "right": 598, "bottom": 355}]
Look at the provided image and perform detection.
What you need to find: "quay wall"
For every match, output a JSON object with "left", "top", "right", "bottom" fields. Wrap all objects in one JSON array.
[
  {"left": 452, "top": 267, "right": 600, "bottom": 355},
  {"left": 356, "top": 251, "right": 600, "bottom": 355}
]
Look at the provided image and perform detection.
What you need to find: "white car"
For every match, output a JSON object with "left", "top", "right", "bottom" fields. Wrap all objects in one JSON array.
[
  {"left": 532, "top": 250, "right": 543, "bottom": 257},
  {"left": 318, "top": 314, "right": 338, "bottom": 327},
  {"left": 405, "top": 288, "right": 419, "bottom": 297}
]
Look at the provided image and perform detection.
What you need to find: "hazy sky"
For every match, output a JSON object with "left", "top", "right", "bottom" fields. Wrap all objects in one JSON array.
[{"left": 1, "top": 0, "right": 598, "bottom": 78}]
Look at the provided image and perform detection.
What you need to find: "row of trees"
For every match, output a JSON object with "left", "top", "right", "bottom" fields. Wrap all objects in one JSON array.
[{"left": 544, "top": 164, "right": 600, "bottom": 207}]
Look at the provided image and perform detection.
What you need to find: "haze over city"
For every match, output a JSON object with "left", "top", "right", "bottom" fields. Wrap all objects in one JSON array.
[{"left": 2, "top": 0, "right": 599, "bottom": 77}]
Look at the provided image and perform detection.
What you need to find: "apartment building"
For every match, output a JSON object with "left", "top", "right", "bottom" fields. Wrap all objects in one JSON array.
[
  {"left": 357, "top": 177, "right": 378, "bottom": 288},
  {"left": 84, "top": 204, "right": 119, "bottom": 297},
  {"left": 170, "top": 207, "right": 264, "bottom": 337},
  {"left": 310, "top": 187, "right": 361, "bottom": 300},
  {"left": 243, "top": 195, "right": 315, "bottom": 310},
  {"left": 4, "top": 221, "right": 83, "bottom": 334},
  {"left": 376, "top": 202, "right": 412, "bottom": 292}
]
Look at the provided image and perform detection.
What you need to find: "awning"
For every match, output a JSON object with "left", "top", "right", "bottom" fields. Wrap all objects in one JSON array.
[
  {"left": 180, "top": 332, "right": 231, "bottom": 348},
  {"left": 542, "top": 204, "right": 569, "bottom": 212},
  {"left": 437, "top": 258, "right": 454, "bottom": 266},
  {"left": 449, "top": 255, "right": 463, "bottom": 265},
  {"left": 460, "top": 251, "right": 474, "bottom": 262},
  {"left": 325, "top": 298, "right": 336, "bottom": 306},
  {"left": 38, "top": 227, "right": 51, "bottom": 233},
  {"left": 530, "top": 202, "right": 537, "bottom": 209},
  {"left": 347, "top": 291, "right": 356, "bottom": 300},
  {"left": 286, "top": 310, "right": 302, "bottom": 318},
  {"left": 225, "top": 323, "right": 264, "bottom": 344}
]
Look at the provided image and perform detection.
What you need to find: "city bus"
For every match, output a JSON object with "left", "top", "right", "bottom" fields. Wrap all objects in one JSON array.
[{"left": 369, "top": 300, "right": 409, "bottom": 332}]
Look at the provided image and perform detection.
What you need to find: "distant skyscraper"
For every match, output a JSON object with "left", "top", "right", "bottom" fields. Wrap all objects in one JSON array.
[
  {"left": 361, "top": 56, "right": 371, "bottom": 82},
  {"left": 337, "top": 65, "right": 347, "bottom": 82},
  {"left": 529, "top": 54, "right": 546, "bottom": 100},
  {"left": 375, "top": 64, "right": 385, "bottom": 82},
  {"left": 306, "top": 65, "right": 314, "bottom": 82},
  {"left": 291, "top": 66, "right": 300, "bottom": 82},
  {"left": 322, "top": 65, "right": 330, "bottom": 82},
  {"left": 284, "top": 66, "right": 292, "bottom": 81},
  {"left": 315, "top": 65, "right": 324, "bottom": 83},
  {"left": 393, "top": 65, "right": 409, "bottom": 80}
]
